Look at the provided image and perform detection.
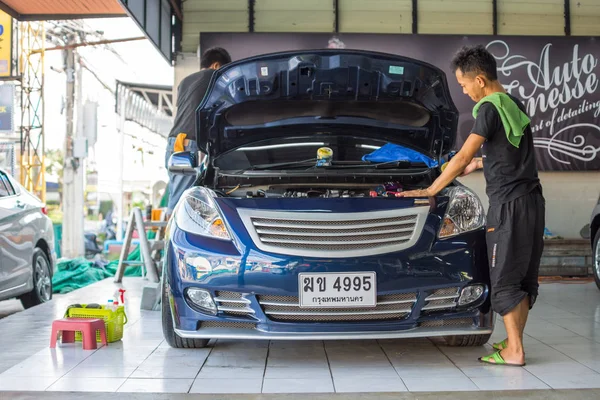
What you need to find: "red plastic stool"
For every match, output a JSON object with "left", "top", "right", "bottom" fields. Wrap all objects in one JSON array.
[{"left": 50, "top": 318, "right": 108, "bottom": 350}]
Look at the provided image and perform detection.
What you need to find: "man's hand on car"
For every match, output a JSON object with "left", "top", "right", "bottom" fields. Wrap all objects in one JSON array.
[
  {"left": 400, "top": 188, "right": 436, "bottom": 198},
  {"left": 461, "top": 157, "right": 482, "bottom": 177}
]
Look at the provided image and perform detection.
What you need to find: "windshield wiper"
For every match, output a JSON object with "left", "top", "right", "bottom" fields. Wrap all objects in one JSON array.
[{"left": 244, "top": 159, "right": 318, "bottom": 171}]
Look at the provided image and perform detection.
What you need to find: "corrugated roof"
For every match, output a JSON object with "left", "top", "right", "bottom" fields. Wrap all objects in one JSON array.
[{"left": 0, "top": 0, "right": 126, "bottom": 20}]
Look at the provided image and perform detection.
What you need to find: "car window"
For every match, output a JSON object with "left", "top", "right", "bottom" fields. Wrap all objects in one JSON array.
[{"left": 0, "top": 172, "right": 15, "bottom": 197}]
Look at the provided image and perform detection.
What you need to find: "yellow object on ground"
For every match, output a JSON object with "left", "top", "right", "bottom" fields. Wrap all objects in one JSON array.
[{"left": 65, "top": 305, "right": 128, "bottom": 343}]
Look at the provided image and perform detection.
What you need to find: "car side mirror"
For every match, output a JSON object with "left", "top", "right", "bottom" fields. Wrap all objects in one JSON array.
[{"left": 168, "top": 151, "right": 198, "bottom": 176}]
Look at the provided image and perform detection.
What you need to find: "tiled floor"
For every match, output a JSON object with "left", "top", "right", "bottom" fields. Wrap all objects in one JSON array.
[{"left": 0, "top": 278, "right": 599, "bottom": 394}]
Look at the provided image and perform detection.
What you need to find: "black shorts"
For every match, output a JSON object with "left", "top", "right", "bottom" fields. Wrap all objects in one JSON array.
[{"left": 486, "top": 188, "right": 545, "bottom": 316}]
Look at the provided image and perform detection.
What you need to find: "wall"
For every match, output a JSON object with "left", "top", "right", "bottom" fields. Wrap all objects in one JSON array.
[{"left": 459, "top": 172, "right": 599, "bottom": 239}]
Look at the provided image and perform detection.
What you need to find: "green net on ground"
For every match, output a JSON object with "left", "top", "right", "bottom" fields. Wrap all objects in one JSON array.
[{"left": 52, "top": 238, "right": 155, "bottom": 294}]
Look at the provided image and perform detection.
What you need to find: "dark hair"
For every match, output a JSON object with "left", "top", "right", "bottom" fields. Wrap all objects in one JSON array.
[
  {"left": 450, "top": 45, "right": 498, "bottom": 81},
  {"left": 200, "top": 47, "right": 232, "bottom": 69}
]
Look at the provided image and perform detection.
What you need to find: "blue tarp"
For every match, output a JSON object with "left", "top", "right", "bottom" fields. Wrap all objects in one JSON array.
[{"left": 362, "top": 143, "right": 438, "bottom": 168}]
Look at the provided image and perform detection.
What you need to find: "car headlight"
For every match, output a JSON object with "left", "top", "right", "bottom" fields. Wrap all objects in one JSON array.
[
  {"left": 439, "top": 186, "right": 485, "bottom": 238},
  {"left": 175, "top": 187, "right": 231, "bottom": 240}
]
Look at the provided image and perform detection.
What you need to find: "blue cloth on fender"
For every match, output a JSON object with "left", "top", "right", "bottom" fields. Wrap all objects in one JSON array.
[{"left": 362, "top": 143, "right": 438, "bottom": 168}]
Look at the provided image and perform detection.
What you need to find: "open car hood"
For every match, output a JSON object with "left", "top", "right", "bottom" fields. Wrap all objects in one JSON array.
[{"left": 196, "top": 50, "right": 459, "bottom": 161}]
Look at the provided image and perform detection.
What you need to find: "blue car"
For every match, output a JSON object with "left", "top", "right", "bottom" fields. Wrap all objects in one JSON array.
[{"left": 162, "top": 50, "right": 494, "bottom": 348}]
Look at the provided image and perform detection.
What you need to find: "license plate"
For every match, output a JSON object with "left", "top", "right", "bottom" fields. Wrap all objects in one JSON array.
[{"left": 298, "top": 272, "right": 377, "bottom": 308}]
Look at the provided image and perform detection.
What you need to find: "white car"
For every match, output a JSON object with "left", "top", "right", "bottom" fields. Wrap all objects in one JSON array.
[{"left": 0, "top": 169, "right": 56, "bottom": 308}]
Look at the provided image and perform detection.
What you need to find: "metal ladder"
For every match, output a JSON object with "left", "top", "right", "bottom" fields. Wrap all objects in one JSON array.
[{"left": 114, "top": 207, "right": 167, "bottom": 284}]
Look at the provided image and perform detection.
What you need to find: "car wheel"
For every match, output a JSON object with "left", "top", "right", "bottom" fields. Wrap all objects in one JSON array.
[
  {"left": 593, "top": 228, "right": 600, "bottom": 290},
  {"left": 161, "top": 280, "right": 210, "bottom": 349},
  {"left": 444, "top": 333, "right": 492, "bottom": 347},
  {"left": 19, "top": 248, "right": 53, "bottom": 309}
]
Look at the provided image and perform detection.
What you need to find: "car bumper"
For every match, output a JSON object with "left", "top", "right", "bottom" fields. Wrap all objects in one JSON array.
[
  {"left": 166, "top": 232, "right": 493, "bottom": 340},
  {"left": 175, "top": 325, "right": 493, "bottom": 340}
]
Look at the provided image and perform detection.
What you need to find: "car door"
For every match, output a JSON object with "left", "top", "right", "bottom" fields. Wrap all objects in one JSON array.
[{"left": 0, "top": 171, "right": 32, "bottom": 297}]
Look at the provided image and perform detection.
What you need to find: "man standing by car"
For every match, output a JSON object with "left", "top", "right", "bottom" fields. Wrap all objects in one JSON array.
[
  {"left": 400, "top": 45, "right": 545, "bottom": 367},
  {"left": 165, "top": 47, "right": 232, "bottom": 214}
]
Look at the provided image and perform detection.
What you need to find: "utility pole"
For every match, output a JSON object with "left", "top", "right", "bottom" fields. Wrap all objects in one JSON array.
[{"left": 61, "top": 34, "right": 85, "bottom": 258}]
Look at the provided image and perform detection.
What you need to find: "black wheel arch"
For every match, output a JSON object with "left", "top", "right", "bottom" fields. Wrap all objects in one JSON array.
[
  {"left": 591, "top": 214, "right": 600, "bottom": 248},
  {"left": 35, "top": 239, "right": 53, "bottom": 277}
]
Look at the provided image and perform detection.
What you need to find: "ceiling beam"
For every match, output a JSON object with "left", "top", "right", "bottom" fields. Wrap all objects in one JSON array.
[
  {"left": 248, "top": 0, "right": 255, "bottom": 32},
  {"left": 492, "top": 0, "right": 498, "bottom": 35},
  {"left": 412, "top": 0, "right": 418, "bottom": 34},
  {"left": 564, "top": 0, "right": 571, "bottom": 35}
]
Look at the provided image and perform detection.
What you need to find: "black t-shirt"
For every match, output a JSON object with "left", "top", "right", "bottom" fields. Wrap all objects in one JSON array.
[
  {"left": 471, "top": 93, "right": 541, "bottom": 206},
  {"left": 168, "top": 69, "right": 215, "bottom": 139}
]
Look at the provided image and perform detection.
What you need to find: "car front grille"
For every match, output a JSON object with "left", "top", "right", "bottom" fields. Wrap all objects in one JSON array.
[
  {"left": 200, "top": 321, "right": 256, "bottom": 329},
  {"left": 422, "top": 287, "right": 460, "bottom": 312},
  {"left": 419, "top": 318, "right": 473, "bottom": 328},
  {"left": 257, "top": 293, "right": 417, "bottom": 322},
  {"left": 237, "top": 207, "right": 429, "bottom": 258},
  {"left": 214, "top": 291, "right": 254, "bottom": 317}
]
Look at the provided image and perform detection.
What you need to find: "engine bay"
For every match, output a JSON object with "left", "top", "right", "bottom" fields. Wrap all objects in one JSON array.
[{"left": 219, "top": 181, "right": 427, "bottom": 199}]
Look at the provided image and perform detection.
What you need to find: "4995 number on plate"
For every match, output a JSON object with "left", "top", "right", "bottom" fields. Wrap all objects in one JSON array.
[{"left": 298, "top": 272, "right": 377, "bottom": 308}]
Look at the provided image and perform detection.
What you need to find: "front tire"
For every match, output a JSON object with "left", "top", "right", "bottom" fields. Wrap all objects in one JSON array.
[
  {"left": 444, "top": 333, "right": 492, "bottom": 347},
  {"left": 161, "top": 280, "right": 210, "bottom": 349},
  {"left": 19, "top": 248, "right": 53, "bottom": 309},
  {"left": 593, "top": 228, "right": 600, "bottom": 290}
]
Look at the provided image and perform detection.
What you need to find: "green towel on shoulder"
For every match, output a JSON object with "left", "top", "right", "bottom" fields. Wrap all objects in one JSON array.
[{"left": 473, "top": 92, "right": 530, "bottom": 148}]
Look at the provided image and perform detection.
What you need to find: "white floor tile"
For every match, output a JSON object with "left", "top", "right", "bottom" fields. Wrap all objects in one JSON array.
[
  {"left": 268, "top": 340, "right": 323, "bottom": 349},
  {"left": 0, "top": 376, "right": 58, "bottom": 391},
  {"left": 334, "top": 376, "right": 408, "bottom": 392},
  {"left": 265, "top": 366, "right": 330, "bottom": 379},
  {"left": 525, "top": 361, "right": 597, "bottom": 377},
  {"left": 536, "top": 373, "right": 600, "bottom": 389},
  {"left": 190, "top": 378, "right": 262, "bottom": 394},
  {"left": 150, "top": 347, "right": 211, "bottom": 358},
  {"left": 118, "top": 378, "right": 193, "bottom": 393},
  {"left": 266, "top": 356, "right": 329, "bottom": 368},
  {"left": 216, "top": 339, "right": 270, "bottom": 350},
  {"left": 47, "top": 377, "right": 126, "bottom": 392},
  {"left": 205, "top": 354, "right": 267, "bottom": 368},
  {"left": 262, "top": 378, "right": 334, "bottom": 393},
  {"left": 197, "top": 366, "right": 265, "bottom": 379},
  {"left": 130, "top": 364, "right": 201, "bottom": 379},
  {"left": 402, "top": 376, "right": 479, "bottom": 392},
  {"left": 395, "top": 364, "right": 466, "bottom": 379},
  {"left": 79, "top": 351, "right": 150, "bottom": 367},
  {"left": 64, "top": 366, "right": 136, "bottom": 378},
  {"left": 0, "top": 363, "right": 74, "bottom": 378},
  {"left": 472, "top": 375, "right": 551, "bottom": 390},
  {"left": 140, "top": 355, "right": 208, "bottom": 368},
  {"left": 331, "top": 366, "right": 399, "bottom": 379},
  {"left": 579, "top": 359, "right": 600, "bottom": 373},
  {"left": 327, "top": 354, "right": 391, "bottom": 369}
]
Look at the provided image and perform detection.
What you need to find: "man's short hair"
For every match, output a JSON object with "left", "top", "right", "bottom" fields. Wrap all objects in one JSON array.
[
  {"left": 450, "top": 45, "right": 498, "bottom": 81},
  {"left": 200, "top": 47, "right": 232, "bottom": 69}
]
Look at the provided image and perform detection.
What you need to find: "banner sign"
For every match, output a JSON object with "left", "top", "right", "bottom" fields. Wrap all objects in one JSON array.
[
  {"left": 201, "top": 33, "right": 600, "bottom": 171},
  {"left": 0, "top": 11, "right": 12, "bottom": 77}
]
